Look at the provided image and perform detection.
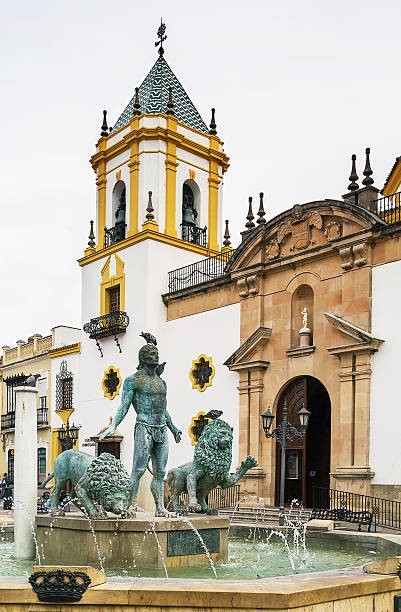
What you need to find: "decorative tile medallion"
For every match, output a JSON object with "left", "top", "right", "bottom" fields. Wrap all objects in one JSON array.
[
  {"left": 189, "top": 354, "right": 215, "bottom": 392},
  {"left": 102, "top": 366, "right": 122, "bottom": 400}
]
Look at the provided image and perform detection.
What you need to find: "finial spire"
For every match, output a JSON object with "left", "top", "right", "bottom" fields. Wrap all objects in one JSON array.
[
  {"left": 167, "top": 87, "right": 175, "bottom": 115},
  {"left": 362, "top": 147, "right": 374, "bottom": 186},
  {"left": 348, "top": 154, "right": 359, "bottom": 192},
  {"left": 133, "top": 87, "right": 141, "bottom": 116},
  {"left": 223, "top": 220, "right": 231, "bottom": 247},
  {"left": 257, "top": 192, "right": 266, "bottom": 224},
  {"left": 245, "top": 197, "right": 255, "bottom": 230},
  {"left": 88, "top": 220, "right": 95, "bottom": 248},
  {"left": 146, "top": 191, "right": 155, "bottom": 221},
  {"left": 155, "top": 19, "right": 167, "bottom": 56},
  {"left": 209, "top": 108, "right": 217, "bottom": 135},
  {"left": 101, "top": 110, "right": 108, "bottom": 137}
]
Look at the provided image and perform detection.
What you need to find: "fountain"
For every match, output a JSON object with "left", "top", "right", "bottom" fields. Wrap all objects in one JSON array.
[{"left": 4, "top": 334, "right": 401, "bottom": 610}]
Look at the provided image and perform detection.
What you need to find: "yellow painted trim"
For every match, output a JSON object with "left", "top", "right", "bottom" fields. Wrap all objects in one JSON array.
[
  {"left": 189, "top": 354, "right": 216, "bottom": 392},
  {"left": 164, "top": 115, "right": 178, "bottom": 237},
  {"left": 56, "top": 408, "right": 74, "bottom": 426},
  {"left": 49, "top": 343, "right": 81, "bottom": 358},
  {"left": 90, "top": 123, "right": 229, "bottom": 175},
  {"left": 100, "top": 254, "right": 126, "bottom": 316},
  {"left": 116, "top": 170, "right": 121, "bottom": 181},
  {"left": 142, "top": 219, "right": 159, "bottom": 232},
  {"left": 189, "top": 169, "right": 196, "bottom": 180},
  {"left": 208, "top": 168, "right": 220, "bottom": 251},
  {"left": 96, "top": 159, "right": 107, "bottom": 250},
  {"left": 128, "top": 137, "right": 140, "bottom": 236},
  {"left": 79, "top": 227, "right": 220, "bottom": 266},
  {"left": 382, "top": 160, "right": 401, "bottom": 196},
  {"left": 188, "top": 411, "right": 211, "bottom": 446},
  {"left": 51, "top": 428, "right": 63, "bottom": 470},
  {"left": 102, "top": 365, "right": 122, "bottom": 400}
]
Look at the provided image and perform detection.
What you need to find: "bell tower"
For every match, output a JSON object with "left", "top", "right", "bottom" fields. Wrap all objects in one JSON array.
[{"left": 86, "top": 23, "right": 229, "bottom": 257}]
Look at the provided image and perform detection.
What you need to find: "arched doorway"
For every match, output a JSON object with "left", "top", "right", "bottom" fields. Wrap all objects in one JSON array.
[{"left": 274, "top": 376, "right": 331, "bottom": 508}]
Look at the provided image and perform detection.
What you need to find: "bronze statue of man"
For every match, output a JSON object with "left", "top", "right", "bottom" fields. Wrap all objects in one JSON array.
[{"left": 100, "top": 338, "right": 182, "bottom": 516}]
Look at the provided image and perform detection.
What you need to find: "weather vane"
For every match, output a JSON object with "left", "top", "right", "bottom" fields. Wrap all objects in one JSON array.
[{"left": 155, "top": 18, "right": 167, "bottom": 56}]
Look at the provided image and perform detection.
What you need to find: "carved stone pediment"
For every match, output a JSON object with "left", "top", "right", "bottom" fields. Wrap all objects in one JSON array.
[
  {"left": 325, "top": 312, "right": 384, "bottom": 354},
  {"left": 224, "top": 326, "right": 271, "bottom": 371}
]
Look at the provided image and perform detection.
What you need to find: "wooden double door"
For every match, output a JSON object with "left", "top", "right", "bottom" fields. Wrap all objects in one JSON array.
[{"left": 274, "top": 376, "right": 331, "bottom": 508}]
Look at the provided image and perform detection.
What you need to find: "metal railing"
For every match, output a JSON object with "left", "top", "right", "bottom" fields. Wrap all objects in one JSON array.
[
  {"left": 312, "top": 486, "right": 401, "bottom": 531},
  {"left": 37, "top": 407, "right": 48, "bottom": 426},
  {"left": 181, "top": 223, "right": 207, "bottom": 247},
  {"left": 373, "top": 191, "right": 401, "bottom": 225},
  {"left": 178, "top": 485, "right": 240, "bottom": 511},
  {"left": 1, "top": 413, "right": 15, "bottom": 430},
  {"left": 83, "top": 310, "right": 130, "bottom": 340},
  {"left": 104, "top": 222, "right": 126, "bottom": 248},
  {"left": 167, "top": 250, "right": 234, "bottom": 293},
  {"left": 1, "top": 408, "right": 49, "bottom": 430}
]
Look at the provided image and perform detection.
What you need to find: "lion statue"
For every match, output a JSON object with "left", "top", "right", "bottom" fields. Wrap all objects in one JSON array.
[
  {"left": 41, "top": 450, "right": 134, "bottom": 519},
  {"left": 167, "top": 419, "right": 257, "bottom": 514}
]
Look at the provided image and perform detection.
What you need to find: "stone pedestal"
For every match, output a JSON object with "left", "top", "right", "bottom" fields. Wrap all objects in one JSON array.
[
  {"left": 14, "top": 386, "right": 38, "bottom": 560},
  {"left": 36, "top": 514, "right": 229, "bottom": 569}
]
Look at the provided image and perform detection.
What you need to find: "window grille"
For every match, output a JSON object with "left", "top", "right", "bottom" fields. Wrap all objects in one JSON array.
[
  {"left": 4, "top": 374, "right": 28, "bottom": 413},
  {"left": 107, "top": 286, "right": 120, "bottom": 313},
  {"left": 56, "top": 361, "right": 73, "bottom": 411},
  {"left": 37, "top": 448, "right": 46, "bottom": 483},
  {"left": 7, "top": 450, "right": 14, "bottom": 485}
]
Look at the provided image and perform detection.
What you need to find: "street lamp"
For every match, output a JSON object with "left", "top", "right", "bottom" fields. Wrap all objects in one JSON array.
[
  {"left": 58, "top": 420, "right": 80, "bottom": 451},
  {"left": 261, "top": 398, "right": 311, "bottom": 526}
]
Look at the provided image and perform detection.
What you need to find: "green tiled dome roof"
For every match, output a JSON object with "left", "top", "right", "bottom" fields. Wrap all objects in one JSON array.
[{"left": 113, "top": 56, "right": 208, "bottom": 134}]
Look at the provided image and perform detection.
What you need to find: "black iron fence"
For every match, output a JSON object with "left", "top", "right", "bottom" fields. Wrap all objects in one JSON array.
[
  {"left": 37, "top": 407, "right": 48, "bottom": 426},
  {"left": 178, "top": 485, "right": 240, "bottom": 511},
  {"left": 312, "top": 486, "right": 401, "bottom": 531},
  {"left": 104, "top": 222, "right": 126, "bottom": 248},
  {"left": 373, "top": 191, "right": 401, "bottom": 225},
  {"left": 83, "top": 311, "right": 130, "bottom": 340},
  {"left": 1, "top": 408, "right": 49, "bottom": 430},
  {"left": 1, "top": 413, "right": 15, "bottom": 430},
  {"left": 181, "top": 223, "right": 207, "bottom": 247},
  {"left": 168, "top": 250, "right": 234, "bottom": 292}
]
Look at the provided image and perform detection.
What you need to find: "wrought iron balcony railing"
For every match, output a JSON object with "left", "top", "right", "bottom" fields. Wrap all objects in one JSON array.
[
  {"left": 104, "top": 222, "right": 126, "bottom": 248},
  {"left": 167, "top": 250, "right": 234, "bottom": 293},
  {"left": 37, "top": 407, "right": 48, "bottom": 426},
  {"left": 181, "top": 223, "right": 207, "bottom": 247},
  {"left": 372, "top": 191, "right": 401, "bottom": 225},
  {"left": 1, "top": 412, "right": 15, "bottom": 430},
  {"left": 83, "top": 311, "right": 130, "bottom": 340},
  {"left": 1, "top": 408, "right": 48, "bottom": 431}
]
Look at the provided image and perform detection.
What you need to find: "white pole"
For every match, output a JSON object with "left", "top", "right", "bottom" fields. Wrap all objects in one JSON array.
[{"left": 14, "top": 386, "right": 38, "bottom": 559}]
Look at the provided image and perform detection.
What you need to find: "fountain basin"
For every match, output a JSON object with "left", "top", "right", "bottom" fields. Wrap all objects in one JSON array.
[{"left": 36, "top": 514, "right": 228, "bottom": 569}]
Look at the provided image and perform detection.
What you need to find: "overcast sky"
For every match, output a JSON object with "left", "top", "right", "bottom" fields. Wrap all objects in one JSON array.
[{"left": 1, "top": 0, "right": 400, "bottom": 348}]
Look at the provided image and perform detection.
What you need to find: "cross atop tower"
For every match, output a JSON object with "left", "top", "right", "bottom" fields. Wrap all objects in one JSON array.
[{"left": 155, "top": 19, "right": 167, "bottom": 56}]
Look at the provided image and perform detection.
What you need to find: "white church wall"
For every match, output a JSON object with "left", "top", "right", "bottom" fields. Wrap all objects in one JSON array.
[
  {"left": 78, "top": 241, "right": 209, "bottom": 471},
  {"left": 159, "top": 303, "right": 241, "bottom": 471},
  {"left": 138, "top": 148, "right": 166, "bottom": 230},
  {"left": 52, "top": 325, "right": 81, "bottom": 348},
  {"left": 177, "top": 125, "right": 209, "bottom": 148},
  {"left": 107, "top": 126, "right": 130, "bottom": 148},
  {"left": 370, "top": 259, "right": 401, "bottom": 484}
]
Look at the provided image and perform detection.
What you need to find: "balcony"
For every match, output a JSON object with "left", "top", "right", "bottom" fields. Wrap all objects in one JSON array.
[
  {"left": 181, "top": 223, "right": 207, "bottom": 247},
  {"left": 1, "top": 408, "right": 48, "bottom": 431},
  {"left": 83, "top": 311, "right": 130, "bottom": 340},
  {"left": 373, "top": 191, "right": 401, "bottom": 225},
  {"left": 167, "top": 250, "right": 234, "bottom": 293},
  {"left": 104, "top": 222, "right": 126, "bottom": 248}
]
